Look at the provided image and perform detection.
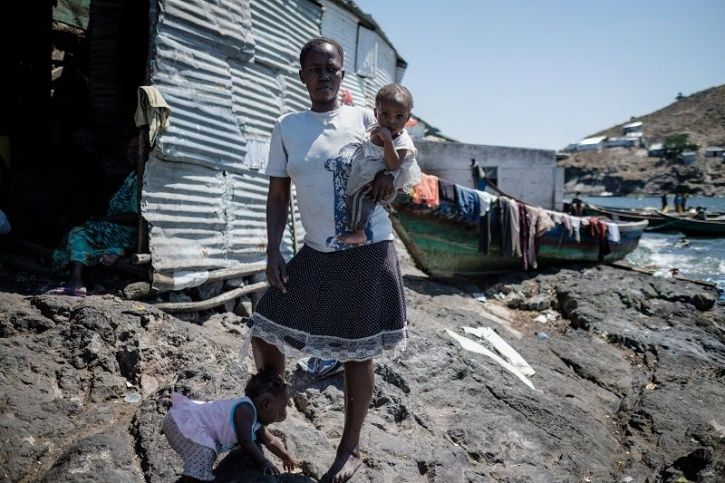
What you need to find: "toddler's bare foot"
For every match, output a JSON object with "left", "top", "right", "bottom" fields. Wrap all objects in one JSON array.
[
  {"left": 321, "top": 447, "right": 361, "bottom": 483},
  {"left": 337, "top": 230, "right": 367, "bottom": 245}
]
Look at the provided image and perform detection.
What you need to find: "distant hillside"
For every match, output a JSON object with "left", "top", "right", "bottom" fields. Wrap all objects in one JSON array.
[{"left": 559, "top": 84, "right": 725, "bottom": 195}]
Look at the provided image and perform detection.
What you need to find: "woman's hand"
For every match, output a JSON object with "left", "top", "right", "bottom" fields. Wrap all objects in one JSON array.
[
  {"left": 266, "top": 249, "right": 288, "bottom": 293},
  {"left": 367, "top": 171, "right": 395, "bottom": 202}
]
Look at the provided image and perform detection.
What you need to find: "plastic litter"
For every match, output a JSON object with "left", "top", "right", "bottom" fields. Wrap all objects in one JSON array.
[
  {"left": 297, "top": 357, "right": 343, "bottom": 378},
  {"left": 463, "top": 326, "right": 535, "bottom": 377},
  {"left": 447, "top": 330, "right": 536, "bottom": 390},
  {"left": 533, "top": 310, "right": 559, "bottom": 324},
  {"left": 536, "top": 332, "right": 549, "bottom": 342}
]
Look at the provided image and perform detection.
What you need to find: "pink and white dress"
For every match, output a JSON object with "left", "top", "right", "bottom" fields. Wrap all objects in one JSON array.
[{"left": 169, "top": 392, "right": 261, "bottom": 453}]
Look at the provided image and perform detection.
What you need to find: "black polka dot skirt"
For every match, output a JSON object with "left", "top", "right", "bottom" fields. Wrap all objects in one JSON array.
[{"left": 249, "top": 240, "right": 407, "bottom": 362}]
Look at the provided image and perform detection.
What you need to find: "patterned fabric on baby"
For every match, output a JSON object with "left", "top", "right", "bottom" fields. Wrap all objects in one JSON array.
[
  {"left": 169, "top": 392, "right": 261, "bottom": 453},
  {"left": 346, "top": 127, "right": 421, "bottom": 204},
  {"left": 163, "top": 413, "right": 217, "bottom": 481}
]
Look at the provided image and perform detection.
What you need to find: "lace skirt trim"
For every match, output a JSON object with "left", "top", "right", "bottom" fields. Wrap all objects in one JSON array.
[{"left": 246, "top": 313, "right": 407, "bottom": 362}]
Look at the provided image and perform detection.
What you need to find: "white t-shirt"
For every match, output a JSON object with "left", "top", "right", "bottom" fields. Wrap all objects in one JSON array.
[{"left": 265, "top": 105, "right": 394, "bottom": 252}]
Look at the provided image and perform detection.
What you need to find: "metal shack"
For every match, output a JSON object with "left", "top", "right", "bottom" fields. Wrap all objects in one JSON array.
[
  {"left": 143, "top": 0, "right": 409, "bottom": 290},
  {"left": 2, "top": 0, "right": 407, "bottom": 293}
]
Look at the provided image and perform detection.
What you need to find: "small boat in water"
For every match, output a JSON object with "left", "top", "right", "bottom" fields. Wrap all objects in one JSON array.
[
  {"left": 584, "top": 204, "right": 675, "bottom": 231},
  {"left": 391, "top": 196, "right": 648, "bottom": 278},
  {"left": 586, "top": 204, "right": 725, "bottom": 236},
  {"left": 658, "top": 213, "right": 725, "bottom": 237}
]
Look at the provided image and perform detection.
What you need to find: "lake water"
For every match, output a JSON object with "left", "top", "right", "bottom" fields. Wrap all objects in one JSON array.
[{"left": 582, "top": 196, "right": 725, "bottom": 298}]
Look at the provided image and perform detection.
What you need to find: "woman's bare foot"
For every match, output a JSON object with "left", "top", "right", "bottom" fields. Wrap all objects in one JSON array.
[
  {"left": 321, "top": 447, "right": 361, "bottom": 483},
  {"left": 337, "top": 230, "right": 367, "bottom": 246},
  {"left": 97, "top": 253, "right": 121, "bottom": 267}
]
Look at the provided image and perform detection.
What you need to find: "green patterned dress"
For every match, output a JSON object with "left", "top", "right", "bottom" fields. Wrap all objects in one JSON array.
[{"left": 52, "top": 172, "right": 139, "bottom": 272}]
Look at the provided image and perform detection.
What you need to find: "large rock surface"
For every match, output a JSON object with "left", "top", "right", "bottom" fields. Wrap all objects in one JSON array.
[{"left": 1, "top": 261, "right": 724, "bottom": 482}]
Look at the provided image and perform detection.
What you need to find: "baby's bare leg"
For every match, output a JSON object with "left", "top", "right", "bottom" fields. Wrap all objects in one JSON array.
[{"left": 339, "top": 189, "right": 377, "bottom": 245}]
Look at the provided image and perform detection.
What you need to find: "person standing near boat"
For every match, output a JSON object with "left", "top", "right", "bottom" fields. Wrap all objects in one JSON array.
[
  {"left": 571, "top": 192, "right": 584, "bottom": 216},
  {"left": 660, "top": 193, "right": 668, "bottom": 213},
  {"left": 674, "top": 193, "right": 683, "bottom": 213},
  {"left": 248, "top": 37, "right": 407, "bottom": 482}
]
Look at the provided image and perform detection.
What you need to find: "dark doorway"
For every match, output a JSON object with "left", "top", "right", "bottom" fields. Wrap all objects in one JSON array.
[{"left": 1, "top": 0, "right": 149, "bottom": 246}]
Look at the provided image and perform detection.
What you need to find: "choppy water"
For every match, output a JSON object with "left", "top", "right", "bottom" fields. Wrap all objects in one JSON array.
[{"left": 582, "top": 196, "right": 725, "bottom": 298}]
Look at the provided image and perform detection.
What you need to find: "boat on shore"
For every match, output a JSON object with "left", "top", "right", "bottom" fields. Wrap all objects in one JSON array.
[{"left": 391, "top": 197, "right": 648, "bottom": 278}]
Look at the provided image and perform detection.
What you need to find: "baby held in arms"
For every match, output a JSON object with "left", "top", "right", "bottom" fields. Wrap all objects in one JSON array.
[{"left": 338, "top": 83, "right": 421, "bottom": 245}]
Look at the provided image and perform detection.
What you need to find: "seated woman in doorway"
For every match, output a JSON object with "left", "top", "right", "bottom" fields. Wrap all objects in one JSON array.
[{"left": 49, "top": 138, "right": 141, "bottom": 297}]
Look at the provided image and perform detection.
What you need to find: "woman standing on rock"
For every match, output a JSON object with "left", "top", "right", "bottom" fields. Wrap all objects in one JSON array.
[{"left": 248, "top": 37, "right": 407, "bottom": 482}]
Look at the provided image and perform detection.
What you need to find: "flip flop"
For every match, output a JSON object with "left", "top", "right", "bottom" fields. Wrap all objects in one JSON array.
[
  {"left": 317, "top": 359, "right": 344, "bottom": 378},
  {"left": 47, "top": 286, "right": 87, "bottom": 297},
  {"left": 297, "top": 358, "right": 343, "bottom": 379}
]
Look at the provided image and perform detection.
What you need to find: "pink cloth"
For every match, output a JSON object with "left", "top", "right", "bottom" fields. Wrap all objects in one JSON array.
[
  {"left": 411, "top": 174, "right": 440, "bottom": 207},
  {"left": 169, "top": 392, "right": 261, "bottom": 453}
]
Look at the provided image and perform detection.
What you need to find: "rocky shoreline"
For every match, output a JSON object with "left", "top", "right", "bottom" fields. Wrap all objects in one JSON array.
[
  {"left": 560, "top": 149, "right": 725, "bottom": 197},
  {"left": 1, "top": 249, "right": 724, "bottom": 482},
  {"left": 558, "top": 84, "right": 725, "bottom": 197}
]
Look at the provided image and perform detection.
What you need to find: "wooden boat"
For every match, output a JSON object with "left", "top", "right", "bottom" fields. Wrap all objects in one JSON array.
[
  {"left": 583, "top": 204, "right": 675, "bottom": 231},
  {"left": 391, "top": 197, "right": 649, "bottom": 278},
  {"left": 585, "top": 204, "right": 725, "bottom": 233},
  {"left": 658, "top": 213, "right": 725, "bottom": 237}
]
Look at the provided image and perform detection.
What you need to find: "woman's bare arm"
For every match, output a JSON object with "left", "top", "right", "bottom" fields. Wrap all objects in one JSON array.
[{"left": 265, "top": 177, "right": 291, "bottom": 293}]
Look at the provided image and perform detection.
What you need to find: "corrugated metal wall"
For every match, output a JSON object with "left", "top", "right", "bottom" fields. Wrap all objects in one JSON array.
[
  {"left": 142, "top": 156, "right": 280, "bottom": 270},
  {"left": 364, "top": 31, "right": 397, "bottom": 101},
  {"left": 143, "top": 0, "right": 405, "bottom": 286},
  {"left": 321, "top": 0, "right": 368, "bottom": 107},
  {"left": 321, "top": 0, "right": 403, "bottom": 109},
  {"left": 232, "top": 61, "right": 283, "bottom": 142},
  {"left": 395, "top": 64, "right": 406, "bottom": 84},
  {"left": 144, "top": 0, "right": 321, "bottom": 285}
]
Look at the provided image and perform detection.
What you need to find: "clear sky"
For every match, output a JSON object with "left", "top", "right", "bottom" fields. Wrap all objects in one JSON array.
[{"left": 354, "top": 0, "right": 725, "bottom": 150}]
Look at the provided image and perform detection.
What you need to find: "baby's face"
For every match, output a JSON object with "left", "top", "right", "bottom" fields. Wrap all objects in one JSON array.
[
  {"left": 375, "top": 99, "right": 411, "bottom": 136},
  {"left": 260, "top": 393, "right": 288, "bottom": 425}
]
